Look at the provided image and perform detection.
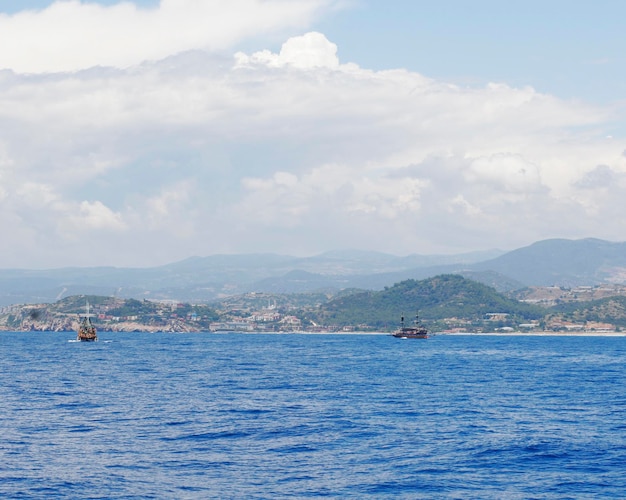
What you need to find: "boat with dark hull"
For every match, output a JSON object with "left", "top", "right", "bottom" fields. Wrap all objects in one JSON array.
[
  {"left": 77, "top": 301, "right": 97, "bottom": 342},
  {"left": 392, "top": 313, "right": 429, "bottom": 339}
]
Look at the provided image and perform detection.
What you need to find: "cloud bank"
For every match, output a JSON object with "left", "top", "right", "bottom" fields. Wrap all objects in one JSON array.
[
  {"left": 0, "top": 4, "right": 625, "bottom": 267},
  {"left": 0, "top": 0, "right": 333, "bottom": 73}
]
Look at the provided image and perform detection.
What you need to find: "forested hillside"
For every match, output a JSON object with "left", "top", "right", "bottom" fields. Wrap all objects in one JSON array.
[{"left": 307, "top": 274, "right": 543, "bottom": 329}]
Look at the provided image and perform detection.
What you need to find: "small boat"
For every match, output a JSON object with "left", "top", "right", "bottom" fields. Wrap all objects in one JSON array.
[
  {"left": 77, "top": 300, "right": 97, "bottom": 342},
  {"left": 392, "top": 312, "right": 429, "bottom": 339}
]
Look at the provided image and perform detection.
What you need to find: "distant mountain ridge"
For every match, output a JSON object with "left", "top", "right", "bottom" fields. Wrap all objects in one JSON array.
[
  {"left": 472, "top": 238, "right": 626, "bottom": 286},
  {"left": 0, "top": 238, "right": 625, "bottom": 306}
]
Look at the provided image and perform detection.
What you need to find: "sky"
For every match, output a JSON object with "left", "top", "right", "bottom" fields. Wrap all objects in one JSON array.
[{"left": 1, "top": 0, "right": 625, "bottom": 268}]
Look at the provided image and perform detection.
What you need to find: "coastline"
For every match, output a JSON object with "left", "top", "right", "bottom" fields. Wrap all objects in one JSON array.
[
  {"left": 1, "top": 329, "right": 625, "bottom": 337},
  {"left": 438, "top": 331, "right": 626, "bottom": 337}
]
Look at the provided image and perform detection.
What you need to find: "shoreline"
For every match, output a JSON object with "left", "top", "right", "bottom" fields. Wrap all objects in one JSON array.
[
  {"left": 1, "top": 330, "right": 625, "bottom": 337},
  {"left": 437, "top": 331, "right": 626, "bottom": 337}
]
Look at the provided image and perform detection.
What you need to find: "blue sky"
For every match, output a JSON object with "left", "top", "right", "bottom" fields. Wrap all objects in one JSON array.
[
  {"left": 318, "top": 1, "right": 626, "bottom": 104},
  {"left": 0, "top": 0, "right": 625, "bottom": 267}
]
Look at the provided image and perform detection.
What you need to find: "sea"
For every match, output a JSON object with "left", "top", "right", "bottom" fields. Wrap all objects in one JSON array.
[{"left": 1, "top": 332, "right": 626, "bottom": 499}]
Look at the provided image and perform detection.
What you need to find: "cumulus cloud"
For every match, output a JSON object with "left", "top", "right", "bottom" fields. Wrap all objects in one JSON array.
[
  {"left": 141, "top": 179, "right": 196, "bottom": 235},
  {"left": 466, "top": 153, "right": 542, "bottom": 194},
  {"left": 574, "top": 164, "right": 619, "bottom": 189},
  {"left": 235, "top": 31, "right": 339, "bottom": 69},
  {"left": 0, "top": 0, "right": 334, "bottom": 73},
  {"left": 72, "top": 200, "right": 126, "bottom": 230},
  {"left": 0, "top": 17, "right": 625, "bottom": 266}
]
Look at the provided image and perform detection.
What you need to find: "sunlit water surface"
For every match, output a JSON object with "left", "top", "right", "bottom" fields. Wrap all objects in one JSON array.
[{"left": 1, "top": 332, "right": 625, "bottom": 498}]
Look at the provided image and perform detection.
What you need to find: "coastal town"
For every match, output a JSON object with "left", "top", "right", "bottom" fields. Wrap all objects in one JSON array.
[{"left": 2, "top": 282, "right": 626, "bottom": 334}]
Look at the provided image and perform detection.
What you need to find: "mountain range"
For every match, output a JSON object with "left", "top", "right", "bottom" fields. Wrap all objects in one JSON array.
[{"left": 1, "top": 238, "right": 625, "bottom": 307}]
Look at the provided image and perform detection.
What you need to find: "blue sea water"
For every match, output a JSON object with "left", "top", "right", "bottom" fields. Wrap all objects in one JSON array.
[{"left": 1, "top": 332, "right": 626, "bottom": 499}]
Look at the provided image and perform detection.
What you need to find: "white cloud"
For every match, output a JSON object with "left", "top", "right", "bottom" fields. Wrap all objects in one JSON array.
[
  {"left": 0, "top": 18, "right": 625, "bottom": 266},
  {"left": 467, "top": 153, "right": 542, "bottom": 194},
  {"left": 0, "top": 0, "right": 334, "bottom": 73},
  {"left": 142, "top": 180, "right": 195, "bottom": 234},
  {"left": 235, "top": 31, "right": 339, "bottom": 69},
  {"left": 72, "top": 200, "right": 126, "bottom": 230}
]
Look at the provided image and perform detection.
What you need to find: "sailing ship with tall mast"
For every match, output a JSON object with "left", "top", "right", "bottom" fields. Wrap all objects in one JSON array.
[
  {"left": 77, "top": 300, "right": 97, "bottom": 342},
  {"left": 392, "top": 312, "right": 429, "bottom": 339}
]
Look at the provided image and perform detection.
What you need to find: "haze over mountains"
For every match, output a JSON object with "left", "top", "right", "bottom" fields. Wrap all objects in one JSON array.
[{"left": 1, "top": 238, "right": 625, "bottom": 307}]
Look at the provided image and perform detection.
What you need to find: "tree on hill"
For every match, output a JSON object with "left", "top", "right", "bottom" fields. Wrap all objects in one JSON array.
[{"left": 308, "top": 274, "right": 544, "bottom": 329}]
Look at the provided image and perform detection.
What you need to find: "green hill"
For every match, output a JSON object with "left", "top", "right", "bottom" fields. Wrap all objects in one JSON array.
[
  {"left": 548, "top": 296, "right": 626, "bottom": 328},
  {"left": 308, "top": 274, "right": 544, "bottom": 329}
]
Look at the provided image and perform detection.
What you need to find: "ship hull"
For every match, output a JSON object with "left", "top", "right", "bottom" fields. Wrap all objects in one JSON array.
[
  {"left": 77, "top": 330, "right": 97, "bottom": 341},
  {"left": 392, "top": 327, "right": 429, "bottom": 339},
  {"left": 392, "top": 332, "right": 429, "bottom": 339},
  {"left": 77, "top": 324, "right": 97, "bottom": 342}
]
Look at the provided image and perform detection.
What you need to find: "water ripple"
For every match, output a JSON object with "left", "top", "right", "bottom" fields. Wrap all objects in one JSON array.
[{"left": 1, "top": 333, "right": 626, "bottom": 498}]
